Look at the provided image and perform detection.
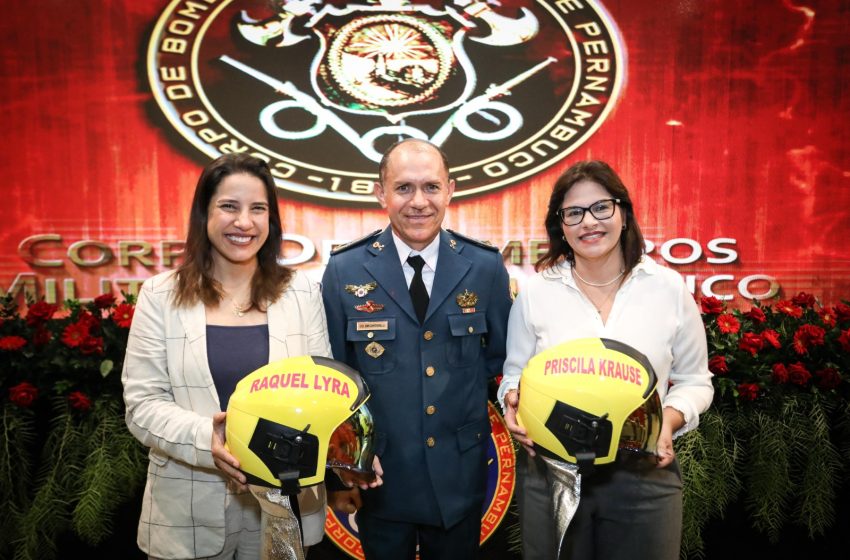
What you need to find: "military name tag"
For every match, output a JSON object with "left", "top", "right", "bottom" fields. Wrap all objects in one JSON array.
[{"left": 356, "top": 321, "right": 389, "bottom": 331}]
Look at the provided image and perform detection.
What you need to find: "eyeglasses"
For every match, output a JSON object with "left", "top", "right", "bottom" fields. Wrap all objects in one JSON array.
[{"left": 556, "top": 198, "right": 621, "bottom": 226}]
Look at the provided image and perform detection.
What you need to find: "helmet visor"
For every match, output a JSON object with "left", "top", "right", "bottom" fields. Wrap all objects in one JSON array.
[{"left": 326, "top": 401, "right": 377, "bottom": 482}]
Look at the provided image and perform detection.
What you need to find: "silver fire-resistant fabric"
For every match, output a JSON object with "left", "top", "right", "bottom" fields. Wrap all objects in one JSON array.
[
  {"left": 249, "top": 486, "right": 305, "bottom": 560},
  {"left": 540, "top": 456, "right": 582, "bottom": 558}
]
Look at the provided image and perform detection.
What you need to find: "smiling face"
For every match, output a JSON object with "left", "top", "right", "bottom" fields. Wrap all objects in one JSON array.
[
  {"left": 375, "top": 141, "right": 455, "bottom": 251},
  {"left": 559, "top": 179, "right": 624, "bottom": 266},
  {"left": 206, "top": 172, "right": 270, "bottom": 271}
]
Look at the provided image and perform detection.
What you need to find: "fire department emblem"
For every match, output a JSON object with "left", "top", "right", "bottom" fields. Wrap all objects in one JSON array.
[{"left": 147, "top": 1, "right": 624, "bottom": 203}]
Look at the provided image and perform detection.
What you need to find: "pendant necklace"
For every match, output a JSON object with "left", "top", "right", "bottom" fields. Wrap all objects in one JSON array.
[
  {"left": 572, "top": 267, "right": 625, "bottom": 287},
  {"left": 231, "top": 299, "right": 250, "bottom": 317}
]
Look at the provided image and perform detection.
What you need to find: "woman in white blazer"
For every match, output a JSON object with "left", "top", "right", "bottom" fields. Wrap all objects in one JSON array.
[{"left": 122, "top": 153, "right": 331, "bottom": 559}]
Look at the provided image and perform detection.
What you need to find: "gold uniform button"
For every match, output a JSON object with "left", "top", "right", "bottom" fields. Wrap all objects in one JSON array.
[
  {"left": 468, "top": 326, "right": 474, "bottom": 334},
  {"left": 367, "top": 332, "right": 374, "bottom": 339},
  {"left": 423, "top": 330, "right": 434, "bottom": 341},
  {"left": 425, "top": 366, "right": 435, "bottom": 377},
  {"left": 426, "top": 405, "right": 436, "bottom": 415},
  {"left": 426, "top": 437, "right": 436, "bottom": 448}
]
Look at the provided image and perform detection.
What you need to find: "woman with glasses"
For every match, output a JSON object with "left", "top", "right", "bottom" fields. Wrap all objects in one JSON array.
[{"left": 498, "top": 160, "right": 713, "bottom": 560}]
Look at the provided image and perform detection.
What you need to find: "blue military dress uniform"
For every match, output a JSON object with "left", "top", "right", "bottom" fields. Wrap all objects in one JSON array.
[{"left": 321, "top": 227, "right": 512, "bottom": 538}]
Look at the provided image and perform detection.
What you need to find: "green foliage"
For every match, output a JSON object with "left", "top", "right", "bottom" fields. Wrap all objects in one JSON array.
[{"left": 0, "top": 294, "right": 146, "bottom": 560}]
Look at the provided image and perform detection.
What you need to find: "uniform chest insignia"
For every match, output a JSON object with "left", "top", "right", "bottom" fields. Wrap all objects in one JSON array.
[
  {"left": 365, "top": 341, "right": 385, "bottom": 358},
  {"left": 354, "top": 300, "right": 385, "bottom": 313},
  {"left": 345, "top": 281, "right": 377, "bottom": 298},
  {"left": 372, "top": 241, "right": 385, "bottom": 250},
  {"left": 456, "top": 289, "right": 478, "bottom": 313}
]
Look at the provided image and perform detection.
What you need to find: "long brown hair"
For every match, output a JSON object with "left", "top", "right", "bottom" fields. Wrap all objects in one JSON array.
[
  {"left": 173, "top": 153, "right": 292, "bottom": 309},
  {"left": 536, "top": 160, "right": 646, "bottom": 274}
]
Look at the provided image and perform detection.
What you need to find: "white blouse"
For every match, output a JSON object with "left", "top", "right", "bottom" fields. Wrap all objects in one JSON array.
[{"left": 498, "top": 256, "right": 714, "bottom": 437}]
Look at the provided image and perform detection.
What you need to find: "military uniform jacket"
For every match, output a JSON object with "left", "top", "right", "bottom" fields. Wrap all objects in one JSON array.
[{"left": 321, "top": 228, "right": 512, "bottom": 527}]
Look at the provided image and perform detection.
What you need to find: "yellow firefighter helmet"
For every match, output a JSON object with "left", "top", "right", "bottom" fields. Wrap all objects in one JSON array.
[
  {"left": 226, "top": 355, "right": 376, "bottom": 489},
  {"left": 517, "top": 338, "right": 662, "bottom": 466}
]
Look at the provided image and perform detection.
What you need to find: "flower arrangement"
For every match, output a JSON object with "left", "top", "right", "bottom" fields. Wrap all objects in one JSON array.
[
  {"left": 677, "top": 293, "right": 850, "bottom": 557},
  {"left": 0, "top": 294, "right": 147, "bottom": 560}
]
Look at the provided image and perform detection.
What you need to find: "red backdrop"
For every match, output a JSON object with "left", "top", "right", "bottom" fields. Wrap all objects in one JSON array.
[{"left": 2, "top": 0, "right": 849, "bottom": 306}]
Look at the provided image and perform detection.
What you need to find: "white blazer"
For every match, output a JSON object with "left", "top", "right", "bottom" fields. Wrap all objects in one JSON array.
[{"left": 122, "top": 269, "right": 332, "bottom": 559}]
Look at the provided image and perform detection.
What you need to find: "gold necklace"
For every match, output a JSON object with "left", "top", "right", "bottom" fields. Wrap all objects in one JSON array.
[
  {"left": 231, "top": 299, "right": 251, "bottom": 317},
  {"left": 572, "top": 267, "right": 625, "bottom": 287}
]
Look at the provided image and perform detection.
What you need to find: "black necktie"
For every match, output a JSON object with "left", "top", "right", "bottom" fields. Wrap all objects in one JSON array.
[{"left": 407, "top": 255, "right": 429, "bottom": 323}]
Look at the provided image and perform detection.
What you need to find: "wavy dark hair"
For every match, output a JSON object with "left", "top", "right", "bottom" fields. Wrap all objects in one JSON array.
[
  {"left": 536, "top": 160, "right": 646, "bottom": 273},
  {"left": 173, "top": 153, "right": 292, "bottom": 310}
]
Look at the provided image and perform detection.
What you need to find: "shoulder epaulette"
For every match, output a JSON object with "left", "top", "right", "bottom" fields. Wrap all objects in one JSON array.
[
  {"left": 446, "top": 229, "right": 499, "bottom": 252},
  {"left": 330, "top": 229, "right": 382, "bottom": 255}
]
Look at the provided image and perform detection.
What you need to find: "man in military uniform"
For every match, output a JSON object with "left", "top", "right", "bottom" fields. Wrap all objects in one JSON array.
[{"left": 322, "top": 139, "right": 512, "bottom": 559}]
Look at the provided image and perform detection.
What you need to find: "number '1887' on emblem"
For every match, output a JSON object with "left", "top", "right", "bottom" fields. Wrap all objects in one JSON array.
[{"left": 147, "top": 1, "right": 624, "bottom": 204}]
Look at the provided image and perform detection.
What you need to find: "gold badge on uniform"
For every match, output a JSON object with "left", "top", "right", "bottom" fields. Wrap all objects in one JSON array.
[
  {"left": 365, "top": 341, "right": 385, "bottom": 358},
  {"left": 345, "top": 281, "right": 377, "bottom": 298},
  {"left": 372, "top": 241, "right": 385, "bottom": 250},
  {"left": 449, "top": 239, "right": 457, "bottom": 250},
  {"left": 456, "top": 289, "right": 478, "bottom": 314},
  {"left": 354, "top": 300, "right": 385, "bottom": 313}
]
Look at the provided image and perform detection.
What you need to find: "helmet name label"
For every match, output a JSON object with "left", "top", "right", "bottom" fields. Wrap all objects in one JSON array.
[
  {"left": 543, "top": 357, "right": 642, "bottom": 386},
  {"left": 250, "top": 372, "right": 351, "bottom": 398}
]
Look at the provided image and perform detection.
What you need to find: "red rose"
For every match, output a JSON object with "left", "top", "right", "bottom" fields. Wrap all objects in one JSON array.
[
  {"left": 791, "top": 292, "right": 817, "bottom": 308},
  {"left": 25, "top": 300, "right": 59, "bottom": 326},
  {"left": 738, "top": 332, "right": 764, "bottom": 356},
  {"left": 839, "top": 329, "right": 850, "bottom": 353},
  {"left": 93, "top": 293, "right": 117, "bottom": 309},
  {"left": 717, "top": 313, "right": 740, "bottom": 334},
  {"left": 835, "top": 304, "right": 850, "bottom": 323},
  {"left": 771, "top": 364, "right": 789, "bottom": 384},
  {"left": 814, "top": 368, "right": 841, "bottom": 390},
  {"left": 68, "top": 391, "right": 92, "bottom": 412},
  {"left": 0, "top": 335, "right": 27, "bottom": 351},
  {"left": 79, "top": 336, "right": 104, "bottom": 355},
  {"left": 700, "top": 296, "right": 724, "bottom": 315},
  {"left": 776, "top": 300, "right": 803, "bottom": 319},
  {"left": 788, "top": 362, "right": 812, "bottom": 386},
  {"left": 817, "top": 308, "right": 836, "bottom": 328},
  {"left": 762, "top": 329, "right": 781, "bottom": 349},
  {"left": 743, "top": 306, "right": 766, "bottom": 324},
  {"left": 792, "top": 324, "right": 825, "bottom": 355},
  {"left": 76, "top": 310, "right": 100, "bottom": 329},
  {"left": 9, "top": 381, "right": 38, "bottom": 407},
  {"left": 708, "top": 355, "right": 729, "bottom": 375},
  {"left": 112, "top": 303, "right": 135, "bottom": 328},
  {"left": 737, "top": 383, "right": 759, "bottom": 401},
  {"left": 61, "top": 322, "right": 90, "bottom": 348}
]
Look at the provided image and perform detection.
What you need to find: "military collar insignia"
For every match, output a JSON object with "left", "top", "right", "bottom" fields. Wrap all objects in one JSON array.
[
  {"left": 449, "top": 239, "right": 457, "bottom": 250},
  {"left": 372, "top": 241, "right": 385, "bottom": 251},
  {"left": 354, "top": 300, "right": 384, "bottom": 313},
  {"left": 456, "top": 289, "right": 478, "bottom": 313},
  {"left": 345, "top": 281, "right": 377, "bottom": 298}
]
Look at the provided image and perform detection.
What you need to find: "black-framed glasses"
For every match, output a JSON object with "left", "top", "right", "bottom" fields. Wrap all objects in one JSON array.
[{"left": 556, "top": 198, "right": 621, "bottom": 226}]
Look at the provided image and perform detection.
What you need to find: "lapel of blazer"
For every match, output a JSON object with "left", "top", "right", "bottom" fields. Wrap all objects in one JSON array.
[
  {"left": 267, "top": 296, "right": 289, "bottom": 361},
  {"left": 176, "top": 300, "right": 220, "bottom": 405},
  {"left": 363, "top": 227, "right": 419, "bottom": 323},
  {"left": 427, "top": 230, "right": 471, "bottom": 321}
]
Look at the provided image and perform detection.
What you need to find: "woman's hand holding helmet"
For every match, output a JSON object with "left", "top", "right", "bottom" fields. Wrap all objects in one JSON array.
[
  {"left": 655, "top": 407, "right": 685, "bottom": 469},
  {"left": 503, "top": 389, "right": 536, "bottom": 456},
  {"left": 212, "top": 411, "right": 249, "bottom": 491}
]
